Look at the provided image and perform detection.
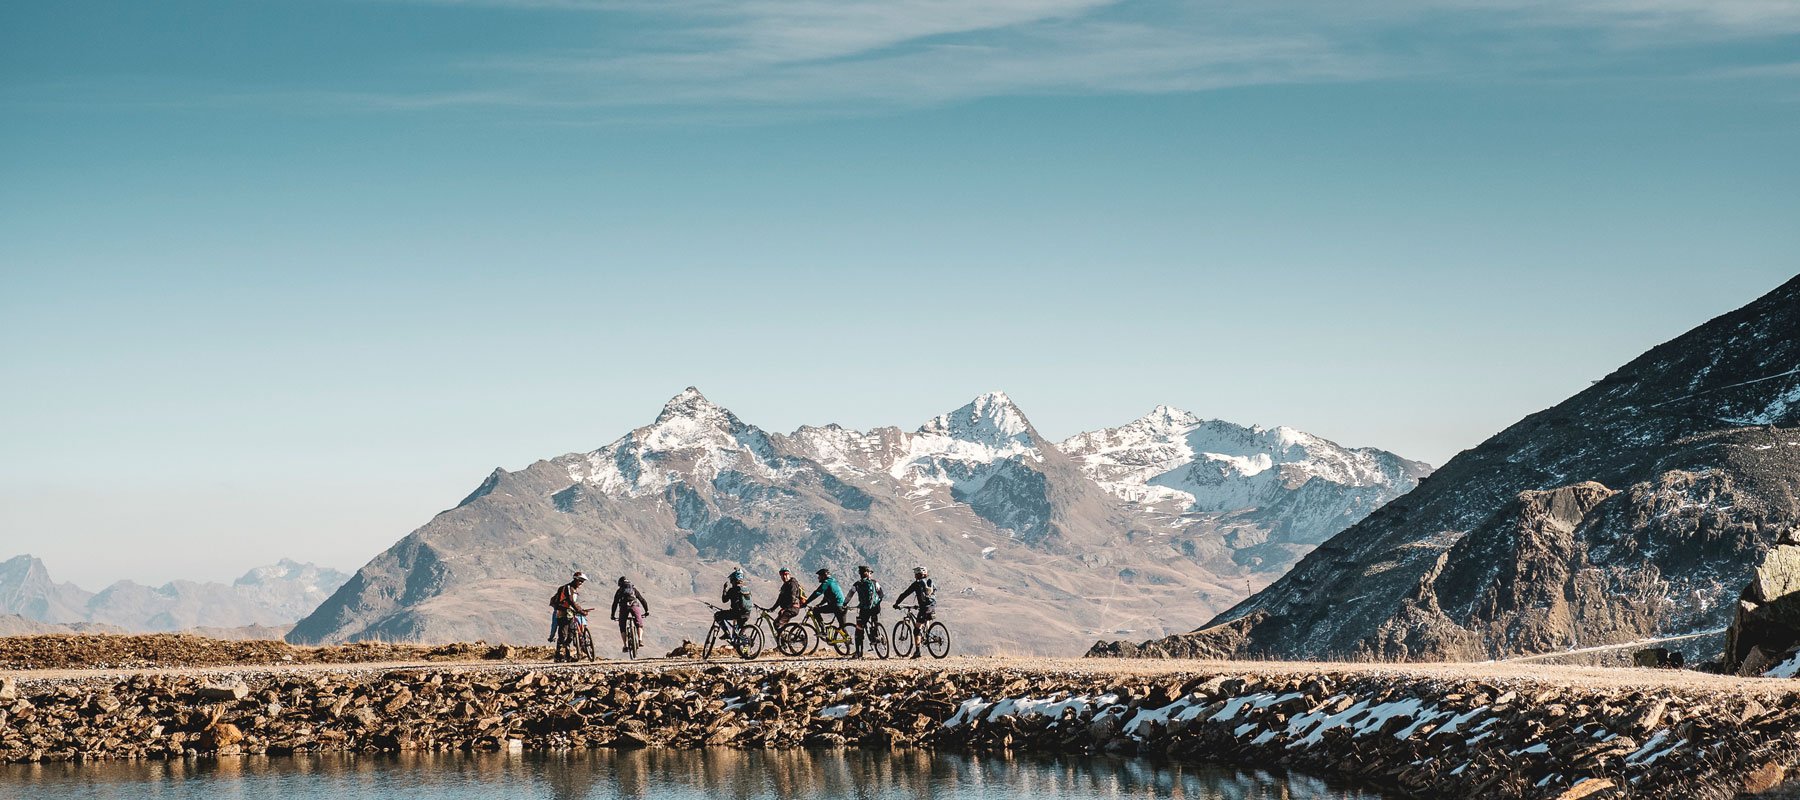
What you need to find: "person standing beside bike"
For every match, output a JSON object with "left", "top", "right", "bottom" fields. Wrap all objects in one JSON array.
[
  {"left": 610, "top": 577, "right": 650, "bottom": 653},
  {"left": 550, "top": 571, "right": 593, "bottom": 663},
  {"left": 850, "top": 566, "right": 884, "bottom": 658},
  {"left": 894, "top": 566, "right": 936, "bottom": 660},
  {"left": 805, "top": 568, "right": 847, "bottom": 629},
  {"left": 774, "top": 568, "right": 806, "bottom": 627},
  {"left": 716, "top": 570, "right": 752, "bottom": 635}
]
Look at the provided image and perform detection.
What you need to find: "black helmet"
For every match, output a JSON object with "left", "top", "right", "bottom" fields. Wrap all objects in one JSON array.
[
  {"left": 617, "top": 577, "right": 629, "bottom": 587},
  {"left": 815, "top": 568, "right": 831, "bottom": 578},
  {"left": 857, "top": 565, "right": 872, "bottom": 575}
]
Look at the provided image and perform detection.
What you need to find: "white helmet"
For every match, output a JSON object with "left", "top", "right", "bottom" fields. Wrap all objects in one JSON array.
[
  {"left": 913, "top": 566, "right": 927, "bottom": 576},
  {"left": 572, "top": 571, "right": 588, "bottom": 582}
]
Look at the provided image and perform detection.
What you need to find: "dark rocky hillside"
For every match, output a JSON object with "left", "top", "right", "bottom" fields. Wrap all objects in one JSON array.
[{"left": 1097, "top": 274, "right": 1800, "bottom": 661}]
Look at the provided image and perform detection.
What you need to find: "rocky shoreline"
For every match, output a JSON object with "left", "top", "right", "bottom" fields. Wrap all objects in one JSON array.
[{"left": 4, "top": 661, "right": 1800, "bottom": 799}]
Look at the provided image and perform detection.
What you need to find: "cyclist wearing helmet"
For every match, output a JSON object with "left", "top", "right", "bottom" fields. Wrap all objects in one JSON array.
[
  {"left": 850, "top": 566, "right": 885, "bottom": 657},
  {"left": 716, "top": 570, "right": 751, "bottom": 635},
  {"left": 550, "top": 571, "right": 592, "bottom": 662},
  {"left": 894, "top": 566, "right": 935, "bottom": 660},
  {"left": 805, "top": 568, "right": 848, "bottom": 628},
  {"left": 610, "top": 577, "right": 650, "bottom": 652},
  {"left": 774, "top": 568, "right": 806, "bottom": 627}
]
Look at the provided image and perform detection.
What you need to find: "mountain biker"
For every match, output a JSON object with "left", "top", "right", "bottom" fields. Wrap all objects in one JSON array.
[
  {"left": 805, "top": 568, "right": 847, "bottom": 629},
  {"left": 850, "top": 565, "right": 884, "bottom": 657},
  {"left": 774, "top": 568, "right": 806, "bottom": 627},
  {"left": 550, "top": 571, "right": 593, "bottom": 662},
  {"left": 716, "top": 569, "right": 751, "bottom": 637},
  {"left": 610, "top": 577, "right": 650, "bottom": 652},
  {"left": 894, "top": 566, "right": 936, "bottom": 660}
]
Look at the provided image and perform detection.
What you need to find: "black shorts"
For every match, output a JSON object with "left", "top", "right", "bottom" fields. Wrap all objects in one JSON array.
[{"left": 856, "top": 608, "right": 881, "bottom": 625}]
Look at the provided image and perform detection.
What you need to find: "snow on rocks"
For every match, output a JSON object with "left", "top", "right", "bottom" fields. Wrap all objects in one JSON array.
[{"left": 931, "top": 670, "right": 1800, "bottom": 800}]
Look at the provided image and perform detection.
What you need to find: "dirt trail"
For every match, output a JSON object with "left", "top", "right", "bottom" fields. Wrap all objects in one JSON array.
[{"left": 9, "top": 653, "right": 1796, "bottom": 696}]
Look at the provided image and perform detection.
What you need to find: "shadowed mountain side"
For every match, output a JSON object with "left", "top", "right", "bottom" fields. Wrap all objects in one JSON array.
[{"left": 1096, "top": 273, "right": 1800, "bottom": 661}]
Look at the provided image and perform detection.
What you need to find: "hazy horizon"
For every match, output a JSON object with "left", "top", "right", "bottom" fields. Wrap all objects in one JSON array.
[{"left": 4, "top": 1, "right": 1797, "bottom": 588}]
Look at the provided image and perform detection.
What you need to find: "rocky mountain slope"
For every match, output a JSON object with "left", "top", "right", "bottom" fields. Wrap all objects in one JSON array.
[
  {"left": 0, "top": 556, "right": 349, "bottom": 632},
  {"left": 1101, "top": 274, "right": 1800, "bottom": 662},
  {"left": 290, "top": 391, "right": 1426, "bottom": 654}
]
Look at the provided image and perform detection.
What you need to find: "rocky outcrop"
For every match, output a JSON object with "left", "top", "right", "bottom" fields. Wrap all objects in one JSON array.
[
  {"left": 1086, "top": 612, "right": 1266, "bottom": 659},
  {"left": 7, "top": 662, "right": 1800, "bottom": 800},
  {"left": 1728, "top": 533, "right": 1800, "bottom": 675},
  {"left": 1106, "top": 274, "right": 1800, "bottom": 661}
]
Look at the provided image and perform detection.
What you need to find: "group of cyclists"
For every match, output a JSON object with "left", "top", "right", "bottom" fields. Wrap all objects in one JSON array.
[
  {"left": 547, "top": 565, "right": 939, "bottom": 662},
  {"left": 548, "top": 572, "right": 652, "bottom": 661}
]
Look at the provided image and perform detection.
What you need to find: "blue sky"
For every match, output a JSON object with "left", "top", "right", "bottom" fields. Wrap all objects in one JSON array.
[{"left": 2, "top": 1, "right": 1797, "bottom": 587}]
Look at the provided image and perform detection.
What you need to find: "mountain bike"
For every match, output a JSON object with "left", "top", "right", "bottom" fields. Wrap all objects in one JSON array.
[
  {"left": 780, "top": 607, "right": 852, "bottom": 657},
  {"left": 892, "top": 605, "right": 950, "bottom": 659},
  {"left": 702, "top": 603, "right": 764, "bottom": 660},
  {"left": 560, "top": 613, "right": 597, "bottom": 662},
  {"left": 856, "top": 611, "right": 891, "bottom": 659},
  {"left": 756, "top": 605, "right": 811, "bottom": 657},
  {"left": 616, "top": 611, "right": 644, "bottom": 660}
]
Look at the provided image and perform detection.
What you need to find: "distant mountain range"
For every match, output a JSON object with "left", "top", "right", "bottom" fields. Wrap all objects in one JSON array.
[
  {"left": 290, "top": 390, "right": 1428, "bottom": 654},
  {"left": 0, "top": 555, "right": 349, "bottom": 633},
  {"left": 1099, "top": 273, "right": 1800, "bottom": 662}
]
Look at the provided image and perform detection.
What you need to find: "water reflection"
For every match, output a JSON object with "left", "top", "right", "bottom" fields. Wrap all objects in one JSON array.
[{"left": 5, "top": 748, "right": 1383, "bottom": 800}]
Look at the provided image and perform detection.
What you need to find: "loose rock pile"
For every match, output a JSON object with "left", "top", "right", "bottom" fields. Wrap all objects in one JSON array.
[
  {"left": 0, "top": 634, "right": 550, "bottom": 671},
  {"left": 4, "top": 664, "right": 1800, "bottom": 799}
]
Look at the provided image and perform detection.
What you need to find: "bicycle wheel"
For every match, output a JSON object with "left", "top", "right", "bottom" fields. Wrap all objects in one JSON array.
[
  {"left": 624, "top": 620, "right": 640, "bottom": 659},
  {"left": 892, "top": 620, "right": 915, "bottom": 657},
  {"left": 577, "top": 626, "right": 596, "bottom": 662},
  {"left": 776, "top": 623, "right": 812, "bottom": 657},
  {"left": 869, "top": 621, "right": 890, "bottom": 659},
  {"left": 736, "top": 624, "right": 764, "bottom": 660},
  {"left": 703, "top": 623, "right": 721, "bottom": 660},
  {"left": 823, "top": 623, "right": 851, "bottom": 656},
  {"left": 924, "top": 622, "right": 950, "bottom": 659}
]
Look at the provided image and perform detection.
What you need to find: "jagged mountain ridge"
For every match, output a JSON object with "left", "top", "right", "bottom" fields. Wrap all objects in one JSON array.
[
  {"left": 0, "top": 556, "right": 349, "bottom": 632},
  {"left": 290, "top": 391, "right": 1427, "bottom": 654},
  {"left": 1060, "top": 406, "right": 1432, "bottom": 562},
  {"left": 1101, "top": 274, "right": 1800, "bottom": 662}
]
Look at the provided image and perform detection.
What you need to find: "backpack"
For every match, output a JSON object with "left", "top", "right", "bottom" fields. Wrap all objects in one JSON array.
[
  {"left": 853, "top": 578, "right": 882, "bottom": 609},
  {"left": 550, "top": 585, "right": 572, "bottom": 610}
]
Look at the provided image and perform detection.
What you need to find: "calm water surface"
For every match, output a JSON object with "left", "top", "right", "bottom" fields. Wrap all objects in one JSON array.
[{"left": 4, "top": 749, "right": 1385, "bottom": 800}]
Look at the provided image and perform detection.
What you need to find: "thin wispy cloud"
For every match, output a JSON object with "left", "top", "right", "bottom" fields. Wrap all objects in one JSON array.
[
  {"left": 10, "top": 0, "right": 1800, "bottom": 117},
  {"left": 364, "top": 0, "right": 1800, "bottom": 116}
]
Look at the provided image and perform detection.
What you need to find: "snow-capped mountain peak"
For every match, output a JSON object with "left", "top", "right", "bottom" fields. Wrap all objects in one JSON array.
[
  {"left": 655, "top": 386, "right": 729, "bottom": 425},
  {"left": 1061, "top": 408, "right": 1429, "bottom": 520},
  {"left": 566, "top": 388, "right": 780, "bottom": 497},
  {"left": 918, "top": 391, "right": 1036, "bottom": 449},
  {"left": 1138, "top": 404, "right": 1203, "bottom": 435}
]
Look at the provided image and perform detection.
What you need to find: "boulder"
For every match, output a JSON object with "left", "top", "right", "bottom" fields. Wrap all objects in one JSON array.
[
  {"left": 1727, "top": 545, "right": 1800, "bottom": 673},
  {"left": 196, "top": 683, "right": 249, "bottom": 702}
]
